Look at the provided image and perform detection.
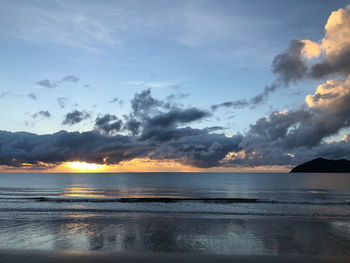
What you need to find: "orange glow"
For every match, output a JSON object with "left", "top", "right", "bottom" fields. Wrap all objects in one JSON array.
[
  {"left": 0, "top": 158, "right": 290, "bottom": 173},
  {"left": 61, "top": 187, "right": 108, "bottom": 198},
  {"left": 60, "top": 186, "right": 190, "bottom": 199},
  {"left": 64, "top": 161, "right": 106, "bottom": 171},
  {"left": 63, "top": 193, "right": 108, "bottom": 197}
]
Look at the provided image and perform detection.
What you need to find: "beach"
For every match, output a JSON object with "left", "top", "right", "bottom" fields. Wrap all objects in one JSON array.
[
  {"left": 0, "top": 172, "right": 349, "bottom": 260},
  {"left": 1, "top": 250, "right": 350, "bottom": 263}
]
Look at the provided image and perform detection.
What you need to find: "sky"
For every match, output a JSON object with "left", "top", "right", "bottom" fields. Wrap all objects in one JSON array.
[{"left": 1, "top": 0, "right": 350, "bottom": 172}]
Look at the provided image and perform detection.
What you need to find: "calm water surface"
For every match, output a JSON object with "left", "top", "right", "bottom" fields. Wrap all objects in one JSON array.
[{"left": 0, "top": 172, "right": 349, "bottom": 255}]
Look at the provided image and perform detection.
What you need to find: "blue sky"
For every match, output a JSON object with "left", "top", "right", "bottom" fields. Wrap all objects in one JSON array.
[{"left": 1, "top": 0, "right": 350, "bottom": 171}]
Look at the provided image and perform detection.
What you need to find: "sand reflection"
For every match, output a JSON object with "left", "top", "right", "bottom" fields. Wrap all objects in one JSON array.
[{"left": 0, "top": 214, "right": 349, "bottom": 255}]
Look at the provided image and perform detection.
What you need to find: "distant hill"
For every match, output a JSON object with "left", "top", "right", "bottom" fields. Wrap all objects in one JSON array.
[{"left": 290, "top": 158, "right": 350, "bottom": 173}]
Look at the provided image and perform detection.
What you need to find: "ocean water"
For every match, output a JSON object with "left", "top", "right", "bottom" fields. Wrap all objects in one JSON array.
[{"left": 0, "top": 172, "right": 349, "bottom": 255}]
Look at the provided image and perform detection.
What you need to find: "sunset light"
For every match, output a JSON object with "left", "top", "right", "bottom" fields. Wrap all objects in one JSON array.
[
  {"left": 65, "top": 162, "right": 106, "bottom": 171},
  {"left": 0, "top": 1, "right": 349, "bottom": 260}
]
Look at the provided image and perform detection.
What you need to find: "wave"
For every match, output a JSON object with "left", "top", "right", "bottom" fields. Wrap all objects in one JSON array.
[
  {"left": 0, "top": 207, "right": 348, "bottom": 218},
  {"left": 9, "top": 196, "right": 347, "bottom": 205}
]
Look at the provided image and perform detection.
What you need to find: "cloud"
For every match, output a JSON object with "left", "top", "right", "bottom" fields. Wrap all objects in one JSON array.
[
  {"left": 247, "top": 40, "right": 307, "bottom": 104},
  {"left": 301, "top": 40, "right": 321, "bottom": 59},
  {"left": 148, "top": 132, "right": 243, "bottom": 168},
  {"left": 0, "top": 88, "right": 231, "bottom": 169},
  {"left": 303, "top": 5, "right": 350, "bottom": 58},
  {"left": 32, "top": 110, "right": 51, "bottom": 119},
  {"left": 272, "top": 39, "right": 307, "bottom": 85},
  {"left": 0, "top": 91, "right": 12, "bottom": 99},
  {"left": 310, "top": 48, "right": 350, "bottom": 79},
  {"left": 62, "top": 110, "right": 91, "bottom": 125},
  {"left": 138, "top": 108, "right": 210, "bottom": 142},
  {"left": 211, "top": 83, "right": 278, "bottom": 110},
  {"left": 230, "top": 77, "right": 350, "bottom": 166},
  {"left": 27, "top": 93, "right": 37, "bottom": 100},
  {"left": 1, "top": 1, "right": 271, "bottom": 51},
  {"left": 211, "top": 40, "right": 308, "bottom": 110},
  {"left": 109, "top": 97, "right": 119, "bottom": 103},
  {"left": 109, "top": 97, "right": 123, "bottom": 106},
  {"left": 165, "top": 93, "right": 188, "bottom": 101},
  {"left": 220, "top": 6, "right": 350, "bottom": 167},
  {"left": 126, "top": 89, "right": 210, "bottom": 142},
  {"left": 36, "top": 79, "right": 57, "bottom": 89},
  {"left": 57, "top": 97, "right": 68, "bottom": 109},
  {"left": 124, "top": 117, "right": 142, "bottom": 136},
  {"left": 299, "top": 5, "right": 350, "bottom": 79},
  {"left": 62, "top": 75, "right": 79, "bottom": 83},
  {"left": 305, "top": 78, "right": 350, "bottom": 110},
  {"left": 2, "top": 81, "right": 350, "bottom": 169},
  {"left": 250, "top": 83, "right": 280, "bottom": 105},
  {"left": 36, "top": 75, "right": 80, "bottom": 89},
  {"left": 147, "top": 108, "right": 209, "bottom": 128},
  {"left": 0, "top": 130, "right": 146, "bottom": 167},
  {"left": 211, "top": 99, "right": 249, "bottom": 111},
  {"left": 94, "top": 114, "right": 123, "bottom": 135},
  {"left": 212, "top": 6, "right": 350, "bottom": 110},
  {"left": 131, "top": 89, "right": 162, "bottom": 117},
  {"left": 0, "top": 123, "right": 242, "bottom": 169}
]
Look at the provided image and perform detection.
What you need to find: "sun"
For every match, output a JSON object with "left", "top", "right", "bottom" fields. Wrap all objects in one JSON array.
[{"left": 65, "top": 161, "right": 106, "bottom": 172}]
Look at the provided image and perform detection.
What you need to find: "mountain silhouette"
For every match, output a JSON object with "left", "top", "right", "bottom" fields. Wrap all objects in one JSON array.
[{"left": 290, "top": 158, "right": 350, "bottom": 173}]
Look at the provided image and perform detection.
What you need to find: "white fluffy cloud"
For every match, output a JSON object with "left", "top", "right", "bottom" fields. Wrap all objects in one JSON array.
[
  {"left": 306, "top": 77, "right": 350, "bottom": 112},
  {"left": 302, "top": 5, "right": 350, "bottom": 59}
]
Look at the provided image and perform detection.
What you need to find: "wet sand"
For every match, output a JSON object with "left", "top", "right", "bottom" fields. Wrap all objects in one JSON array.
[
  {"left": 0, "top": 213, "right": 349, "bottom": 255},
  {"left": 0, "top": 250, "right": 349, "bottom": 263},
  {"left": 0, "top": 173, "right": 349, "bottom": 260}
]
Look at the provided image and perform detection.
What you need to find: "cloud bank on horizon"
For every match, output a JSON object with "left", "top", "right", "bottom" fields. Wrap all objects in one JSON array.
[{"left": 1, "top": 3, "right": 350, "bottom": 170}]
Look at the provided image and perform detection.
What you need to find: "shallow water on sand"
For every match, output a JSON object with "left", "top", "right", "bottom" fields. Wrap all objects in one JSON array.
[{"left": 0, "top": 172, "right": 349, "bottom": 255}]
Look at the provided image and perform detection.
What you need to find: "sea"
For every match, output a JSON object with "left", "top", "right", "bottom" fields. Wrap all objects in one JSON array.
[{"left": 0, "top": 172, "right": 349, "bottom": 256}]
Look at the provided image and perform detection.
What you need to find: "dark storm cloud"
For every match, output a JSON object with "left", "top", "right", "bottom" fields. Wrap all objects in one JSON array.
[
  {"left": 124, "top": 117, "right": 142, "bottom": 135},
  {"left": 3, "top": 74, "right": 350, "bottom": 170},
  {"left": 310, "top": 47, "right": 350, "bottom": 79},
  {"left": 149, "top": 132, "right": 243, "bottom": 168},
  {"left": 32, "top": 110, "right": 51, "bottom": 119},
  {"left": 248, "top": 106, "right": 350, "bottom": 150},
  {"left": 128, "top": 93, "right": 209, "bottom": 142},
  {"left": 131, "top": 89, "right": 162, "bottom": 116},
  {"left": 272, "top": 39, "right": 307, "bottom": 85},
  {"left": 125, "top": 89, "right": 208, "bottom": 139},
  {"left": 62, "top": 110, "right": 91, "bottom": 125},
  {"left": 0, "top": 130, "right": 148, "bottom": 167},
  {"left": 1, "top": 94, "right": 350, "bottom": 169},
  {"left": 133, "top": 105, "right": 210, "bottom": 142},
  {"left": 94, "top": 114, "right": 123, "bottom": 135},
  {"left": 147, "top": 108, "right": 209, "bottom": 128},
  {"left": 232, "top": 99, "right": 350, "bottom": 167},
  {"left": 0, "top": 126, "right": 243, "bottom": 169},
  {"left": 242, "top": 40, "right": 307, "bottom": 106},
  {"left": 0, "top": 87, "right": 239, "bottom": 169},
  {"left": 231, "top": 135, "right": 350, "bottom": 168}
]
